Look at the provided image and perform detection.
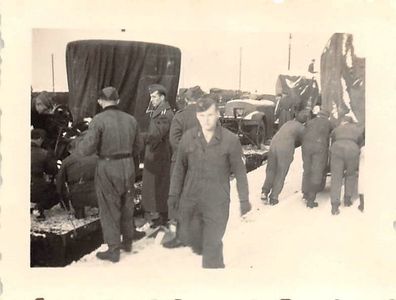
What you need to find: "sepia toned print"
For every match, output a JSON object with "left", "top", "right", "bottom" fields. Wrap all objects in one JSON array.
[{"left": 1, "top": 1, "right": 396, "bottom": 299}]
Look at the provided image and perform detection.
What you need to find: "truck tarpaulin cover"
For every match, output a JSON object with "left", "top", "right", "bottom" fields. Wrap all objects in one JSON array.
[
  {"left": 320, "top": 33, "right": 365, "bottom": 127},
  {"left": 66, "top": 40, "right": 181, "bottom": 130},
  {"left": 275, "top": 74, "right": 320, "bottom": 111}
]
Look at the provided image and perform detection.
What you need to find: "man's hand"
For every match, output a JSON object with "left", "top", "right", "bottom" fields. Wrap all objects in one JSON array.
[{"left": 240, "top": 201, "right": 252, "bottom": 216}]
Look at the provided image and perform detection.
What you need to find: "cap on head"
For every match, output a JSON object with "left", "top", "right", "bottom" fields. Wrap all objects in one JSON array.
[
  {"left": 98, "top": 86, "right": 119, "bottom": 102},
  {"left": 35, "top": 91, "right": 53, "bottom": 107},
  {"left": 196, "top": 97, "right": 218, "bottom": 112},
  {"left": 185, "top": 86, "right": 204, "bottom": 102},
  {"left": 31, "top": 128, "right": 46, "bottom": 140},
  {"left": 148, "top": 84, "right": 167, "bottom": 97}
]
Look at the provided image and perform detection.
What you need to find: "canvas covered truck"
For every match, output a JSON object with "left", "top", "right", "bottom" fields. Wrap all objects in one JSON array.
[{"left": 31, "top": 39, "right": 181, "bottom": 267}]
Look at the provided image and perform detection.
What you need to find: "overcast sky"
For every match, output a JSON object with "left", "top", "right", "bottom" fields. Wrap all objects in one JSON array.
[{"left": 32, "top": 29, "right": 335, "bottom": 94}]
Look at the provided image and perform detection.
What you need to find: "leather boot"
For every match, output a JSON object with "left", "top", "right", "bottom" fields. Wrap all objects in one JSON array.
[
  {"left": 261, "top": 192, "right": 269, "bottom": 204},
  {"left": 307, "top": 200, "right": 318, "bottom": 208},
  {"left": 163, "top": 237, "right": 185, "bottom": 249},
  {"left": 120, "top": 240, "right": 132, "bottom": 252},
  {"left": 96, "top": 246, "right": 120, "bottom": 262},
  {"left": 344, "top": 196, "right": 352, "bottom": 207},
  {"left": 331, "top": 203, "right": 340, "bottom": 215},
  {"left": 358, "top": 194, "right": 364, "bottom": 212}
]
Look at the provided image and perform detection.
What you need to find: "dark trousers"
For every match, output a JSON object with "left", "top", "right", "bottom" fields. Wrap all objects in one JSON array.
[
  {"left": 262, "top": 144, "right": 294, "bottom": 200},
  {"left": 168, "top": 160, "right": 179, "bottom": 220},
  {"left": 31, "top": 182, "right": 59, "bottom": 211},
  {"left": 302, "top": 145, "right": 328, "bottom": 200},
  {"left": 179, "top": 200, "right": 229, "bottom": 268},
  {"left": 330, "top": 146, "right": 359, "bottom": 205},
  {"left": 95, "top": 161, "right": 135, "bottom": 248}
]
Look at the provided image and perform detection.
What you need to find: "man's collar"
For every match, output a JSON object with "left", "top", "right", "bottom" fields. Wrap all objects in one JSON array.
[
  {"left": 103, "top": 105, "right": 119, "bottom": 111},
  {"left": 151, "top": 100, "right": 170, "bottom": 118},
  {"left": 195, "top": 122, "right": 222, "bottom": 142}
]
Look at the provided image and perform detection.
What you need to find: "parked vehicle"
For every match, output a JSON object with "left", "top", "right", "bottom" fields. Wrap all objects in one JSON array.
[{"left": 219, "top": 99, "right": 275, "bottom": 149}]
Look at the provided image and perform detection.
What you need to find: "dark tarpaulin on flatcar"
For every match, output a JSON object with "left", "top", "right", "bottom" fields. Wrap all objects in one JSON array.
[
  {"left": 275, "top": 74, "right": 320, "bottom": 112},
  {"left": 66, "top": 40, "right": 181, "bottom": 130},
  {"left": 320, "top": 33, "right": 365, "bottom": 127}
]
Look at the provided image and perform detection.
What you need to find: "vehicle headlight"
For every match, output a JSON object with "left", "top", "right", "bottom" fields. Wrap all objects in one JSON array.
[{"left": 233, "top": 107, "right": 245, "bottom": 119}]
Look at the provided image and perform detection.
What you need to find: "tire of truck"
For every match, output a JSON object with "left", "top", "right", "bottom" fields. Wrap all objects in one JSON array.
[{"left": 249, "top": 119, "right": 266, "bottom": 149}]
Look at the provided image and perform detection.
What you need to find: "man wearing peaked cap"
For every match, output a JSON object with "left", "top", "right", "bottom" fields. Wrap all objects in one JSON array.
[
  {"left": 77, "top": 86, "right": 143, "bottom": 262},
  {"left": 98, "top": 86, "right": 120, "bottom": 101},
  {"left": 301, "top": 108, "right": 333, "bottom": 208},
  {"left": 148, "top": 84, "right": 167, "bottom": 96},
  {"left": 162, "top": 87, "right": 201, "bottom": 248},
  {"left": 141, "top": 83, "right": 174, "bottom": 227}
]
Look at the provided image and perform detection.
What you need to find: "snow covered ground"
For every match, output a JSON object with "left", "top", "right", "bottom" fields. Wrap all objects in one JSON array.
[{"left": 63, "top": 148, "right": 396, "bottom": 299}]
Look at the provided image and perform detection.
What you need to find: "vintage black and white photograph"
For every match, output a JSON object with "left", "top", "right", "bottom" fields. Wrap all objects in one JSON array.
[{"left": 1, "top": 1, "right": 396, "bottom": 299}]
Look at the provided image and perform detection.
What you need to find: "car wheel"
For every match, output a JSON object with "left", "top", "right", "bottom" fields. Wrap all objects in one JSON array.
[{"left": 250, "top": 119, "right": 266, "bottom": 149}]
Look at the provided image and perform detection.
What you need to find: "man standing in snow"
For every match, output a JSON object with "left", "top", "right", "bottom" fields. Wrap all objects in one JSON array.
[
  {"left": 163, "top": 88, "right": 200, "bottom": 248},
  {"left": 301, "top": 109, "right": 332, "bottom": 208},
  {"left": 169, "top": 97, "right": 251, "bottom": 268},
  {"left": 77, "top": 86, "right": 142, "bottom": 262},
  {"left": 141, "top": 84, "right": 174, "bottom": 227},
  {"left": 261, "top": 110, "right": 309, "bottom": 205},
  {"left": 329, "top": 116, "right": 364, "bottom": 215}
]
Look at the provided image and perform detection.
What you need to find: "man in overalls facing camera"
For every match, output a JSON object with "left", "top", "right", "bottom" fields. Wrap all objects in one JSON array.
[{"left": 169, "top": 97, "right": 251, "bottom": 268}]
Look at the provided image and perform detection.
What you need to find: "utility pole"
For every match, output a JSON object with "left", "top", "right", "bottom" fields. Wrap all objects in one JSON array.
[
  {"left": 288, "top": 34, "right": 292, "bottom": 71},
  {"left": 51, "top": 53, "right": 55, "bottom": 92},
  {"left": 239, "top": 47, "right": 242, "bottom": 91}
]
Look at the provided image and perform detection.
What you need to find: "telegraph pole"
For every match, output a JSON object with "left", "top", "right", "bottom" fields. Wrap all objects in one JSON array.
[
  {"left": 288, "top": 34, "right": 292, "bottom": 71},
  {"left": 51, "top": 53, "right": 55, "bottom": 92},
  {"left": 239, "top": 47, "right": 242, "bottom": 91}
]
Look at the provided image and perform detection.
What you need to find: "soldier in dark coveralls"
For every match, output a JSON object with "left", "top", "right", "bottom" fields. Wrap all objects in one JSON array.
[
  {"left": 330, "top": 116, "right": 364, "bottom": 215},
  {"left": 261, "top": 110, "right": 309, "bottom": 205},
  {"left": 30, "top": 129, "right": 59, "bottom": 220},
  {"left": 141, "top": 84, "right": 174, "bottom": 226},
  {"left": 275, "top": 93, "right": 296, "bottom": 129},
  {"left": 301, "top": 109, "right": 332, "bottom": 208},
  {"left": 57, "top": 138, "right": 98, "bottom": 219},
  {"left": 77, "top": 87, "right": 142, "bottom": 262},
  {"left": 163, "top": 89, "right": 200, "bottom": 248},
  {"left": 169, "top": 97, "right": 251, "bottom": 268}
]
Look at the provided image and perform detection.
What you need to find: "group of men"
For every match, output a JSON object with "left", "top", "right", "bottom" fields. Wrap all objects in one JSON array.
[
  {"left": 31, "top": 84, "right": 364, "bottom": 268},
  {"left": 261, "top": 107, "right": 365, "bottom": 216},
  {"left": 64, "top": 85, "right": 251, "bottom": 268}
]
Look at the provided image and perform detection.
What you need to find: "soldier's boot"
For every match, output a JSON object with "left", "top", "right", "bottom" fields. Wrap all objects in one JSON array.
[
  {"left": 269, "top": 198, "right": 279, "bottom": 206},
  {"left": 358, "top": 194, "right": 364, "bottom": 212},
  {"left": 261, "top": 192, "right": 269, "bottom": 204},
  {"left": 306, "top": 192, "right": 318, "bottom": 208},
  {"left": 120, "top": 239, "right": 132, "bottom": 252},
  {"left": 331, "top": 203, "right": 340, "bottom": 215},
  {"left": 96, "top": 246, "right": 120, "bottom": 262},
  {"left": 306, "top": 200, "right": 318, "bottom": 208},
  {"left": 344, "top": 196, "right": 352, "bottom": 207},
  {"left": 163, "top": 237, "right": 185, "bottom": 249},
  {"left": 132, "top": 230, "right": 145, "bottom": 241}
]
